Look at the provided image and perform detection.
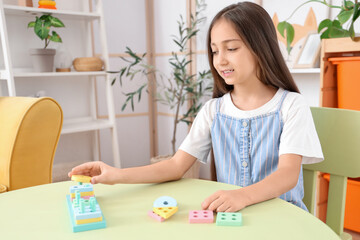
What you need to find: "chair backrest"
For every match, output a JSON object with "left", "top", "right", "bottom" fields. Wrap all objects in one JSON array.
[
  {"left": 303, "top": 107, "right": 360, "bottom": 238},
  {"left": 0, "top": 97, "right": 63, "bottom": 191}
]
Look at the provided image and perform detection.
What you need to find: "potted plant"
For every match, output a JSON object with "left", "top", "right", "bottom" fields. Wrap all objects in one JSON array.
[
  {"left": 277, "top": 1, "right": 360, "bottom": 109},
  {"left": 27, "top": 14, "right": 65, "bottom": 72},
  {"left": 277, "top": 0, "right": 360, "bottom": 54},
  {"left": 110, "top": 2, "right": 212, "bottom": 177}
]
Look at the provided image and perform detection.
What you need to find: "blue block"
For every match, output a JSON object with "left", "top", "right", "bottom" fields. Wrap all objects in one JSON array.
[
  {"left": 66, "top": 195, "right": 106, "bottom": 232},
  {"left": 73, "top": 203, "right": 102, "bottom": 220},
  {"left": 70, "top": 184, "right": 94, "bottom": 193}
]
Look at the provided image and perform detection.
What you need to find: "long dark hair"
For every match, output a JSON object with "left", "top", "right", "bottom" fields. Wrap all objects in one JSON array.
[{"left": 207, "top": 2, "right": 300, "bottom": 98}]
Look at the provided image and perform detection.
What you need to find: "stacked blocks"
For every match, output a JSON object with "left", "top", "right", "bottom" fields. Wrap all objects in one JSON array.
[
  {"left": 148, "top": 196, "right": 178, "bottom": 222},
  {"left": 189, "top": 210, "right": 214, "bottom": 223},
  {"left": 38, "top": 1, "right": 57, "bottom": 9},
  {"left": 66, "top": 175, "right": 106, "bottom": 232},
  {"left": 215, "top": 212, "right": 242, "bottom": 226}
]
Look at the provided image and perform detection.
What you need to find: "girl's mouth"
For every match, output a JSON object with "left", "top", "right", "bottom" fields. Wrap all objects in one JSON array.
[{"left": 222, "top": 69, "right": 234, "bottom": 77}]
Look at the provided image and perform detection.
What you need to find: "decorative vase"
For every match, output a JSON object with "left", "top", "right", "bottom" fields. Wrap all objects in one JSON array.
[
  {"left": 150, "top": 155, "right": 200, "bottom": 179},
  {"left": 29, "top": 48, "right": 56, "bottom": 72}
]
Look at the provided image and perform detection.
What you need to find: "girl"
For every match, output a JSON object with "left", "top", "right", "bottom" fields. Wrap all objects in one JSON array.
[{"left": 68, "top": 2, "right": 323, "bottom": 212}]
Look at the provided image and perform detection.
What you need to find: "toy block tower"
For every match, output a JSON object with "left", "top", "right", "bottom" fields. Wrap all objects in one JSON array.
[{"left": 66, "top": 175, "right": 106, "bottom": 232}]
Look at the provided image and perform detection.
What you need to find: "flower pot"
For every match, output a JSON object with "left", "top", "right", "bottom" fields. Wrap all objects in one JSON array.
[
  {"left": 328, "top": 56, "right": 360, "bottom": 110},
  {"left": 150, "top": 155, "right": 200, "bottom": 179},
  {"left": 29, "top": 48, "right": 56, "bottom": 72}
]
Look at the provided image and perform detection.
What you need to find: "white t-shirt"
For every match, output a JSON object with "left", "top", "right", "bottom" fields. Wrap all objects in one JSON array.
[{"left": 179, "top": 88, "right": 324, "bottom": 164}]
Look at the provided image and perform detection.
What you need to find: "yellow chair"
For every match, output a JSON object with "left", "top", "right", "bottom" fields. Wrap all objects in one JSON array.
[
  {"left": 0, "top": 97, "right": 63, "bottom": 191},
  {"left": 303, "top": 107, "right": 360, "bottom": 240}
]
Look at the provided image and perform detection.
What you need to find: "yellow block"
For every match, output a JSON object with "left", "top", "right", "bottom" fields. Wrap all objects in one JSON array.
[
  {"left": 153, "top": 207, "right": 178, "bottom": 219},
  {"left": 38, "top": 1, "right": 56, "bottom": 6},
  {"left": 75, "top": 216, "right": 102, "bottom": 225},
  {"left": 70, "top": 191, "right": 94, "bottom": 198},
  {"left": 71, "top": 175, "right": 91, "bottom": 183}
]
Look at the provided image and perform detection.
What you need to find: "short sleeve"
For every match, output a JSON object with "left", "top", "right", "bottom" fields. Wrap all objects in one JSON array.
[
  {"left": 178, "top": 100, "right": 215, "bottom": 163},
  {"left": 279, "top": 95, "right": 324, "bottom": 164}
]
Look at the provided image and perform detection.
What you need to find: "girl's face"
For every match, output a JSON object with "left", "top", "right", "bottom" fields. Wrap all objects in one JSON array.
[{"left": 210, "top": 18, "right": 259, "bottom": 87}]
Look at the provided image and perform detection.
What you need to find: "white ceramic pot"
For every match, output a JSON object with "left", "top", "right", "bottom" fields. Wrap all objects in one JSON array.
[{"left": 29, "top": 48, "right": 56, "bottom": 72}]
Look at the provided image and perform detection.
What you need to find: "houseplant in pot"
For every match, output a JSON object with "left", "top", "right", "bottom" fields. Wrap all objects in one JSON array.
[
  {"left": 277, "top": 0, "right": 360, "bottom": 55},
  {"left": 110, "top": 2, "right": 212, "bottom": 178},
  {"left": 27, "top": 14, "right": 65, "bottom": 72}
]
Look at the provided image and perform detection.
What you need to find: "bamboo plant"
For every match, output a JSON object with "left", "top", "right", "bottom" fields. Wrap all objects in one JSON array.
[{"left": 110, "top": 1, "right": 212, "bottom": 154}]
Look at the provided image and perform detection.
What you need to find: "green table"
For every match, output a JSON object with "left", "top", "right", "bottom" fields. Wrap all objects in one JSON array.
[{"left": 0, "top": 178, "right": 340, "bottom": 240}]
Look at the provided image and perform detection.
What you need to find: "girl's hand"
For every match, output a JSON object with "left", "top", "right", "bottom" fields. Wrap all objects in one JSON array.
[
  {"left": 68, "top": 161, "right": 119, "bottom": 185},
  {"left": 201, "top": 189, "right": 250, "bottom": 212}
]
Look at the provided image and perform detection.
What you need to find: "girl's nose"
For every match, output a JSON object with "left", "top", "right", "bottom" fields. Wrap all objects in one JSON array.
[{"left": 216, "top": 52, "right": 228, "bottom": 65}]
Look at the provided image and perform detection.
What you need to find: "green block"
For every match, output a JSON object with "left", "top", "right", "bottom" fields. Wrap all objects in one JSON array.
[{"left": 216, "top": 212, "right": 242, "bottom": 226}]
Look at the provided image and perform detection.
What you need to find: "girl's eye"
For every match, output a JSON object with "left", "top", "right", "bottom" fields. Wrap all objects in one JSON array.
[
  {"left": 228, "top": 48, "right": 237, "bottom": 51},
  {"left": 212, "top": 51, "right": 218, "bottom": 55}
]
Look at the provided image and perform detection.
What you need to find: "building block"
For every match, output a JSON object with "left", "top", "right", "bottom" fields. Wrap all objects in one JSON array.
[
  {"left": 66, "top": 195, "right": 106, "bottom": 232},
  {"left": 153, "top": 196, "right": 177, "bottom": 208},
  {"left": 189, "top": 210, "right": 214, "bottom": 223},
  {"left": 70, "top": 184, "right": 93, "bottom": 193},
  {"left": 70, "top": 191, "right": 95, "bottom": 198},
  {"left": 71, "top": 175, "right": 91, "bottom": 183},
  {"left": 76, "top": 217, "right": 103, "bottom": 225},
  {"left": 148, "top": 210, "right": 165, "bottom": 222},
  {"left": 216, "top": 212, "right": 242, "bottom": 226},
  {"left": 153, "top": 207, "right": 178, "bottom": 219}
]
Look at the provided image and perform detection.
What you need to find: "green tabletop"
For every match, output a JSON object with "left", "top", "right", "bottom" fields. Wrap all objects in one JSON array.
[{"left": 0, "top": 178, "right": 339, "bottom": 240}]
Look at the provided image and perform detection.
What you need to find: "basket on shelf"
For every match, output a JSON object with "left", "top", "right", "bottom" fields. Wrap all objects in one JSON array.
[{"left": 73, "top": 57, "right": 104, "bottom": 72}]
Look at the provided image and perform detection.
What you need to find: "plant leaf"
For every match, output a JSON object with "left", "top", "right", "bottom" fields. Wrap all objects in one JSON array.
[
  {"left": 337, "top": 9, "right": 353, "bottom": 24},
  {"left": 277, "top": 21, "right": 294, "bottom": 54},
  {"left": 50, "top": 16, "right": 65, "bottom": 27},
  {"left": 27, "top": 21, "right": 35, "bottom": 28},
  {"left": 49, "top": 31, "right": 62, "bottom": 42}
]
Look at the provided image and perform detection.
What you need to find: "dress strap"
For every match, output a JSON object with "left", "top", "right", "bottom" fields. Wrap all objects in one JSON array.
[
  {"left": 216, "top": 97, "right": 221, "bottom": 112},
  {"left": 277, "top": 90, "right": 289, "bottom": 111}
]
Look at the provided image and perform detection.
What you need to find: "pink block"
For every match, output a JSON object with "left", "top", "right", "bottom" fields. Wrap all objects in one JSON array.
[
  {"left": 189, "top": 210, "right": 214, "bottom": 223},
  {"left": 71, "top": 195, "right": 95, "bottom": 201},
  {"left": 148, "top": 210, "right": 165, "bottom": 222}
]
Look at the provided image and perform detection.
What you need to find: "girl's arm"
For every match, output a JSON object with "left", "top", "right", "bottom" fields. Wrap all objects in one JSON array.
[
  {"left": 202, "top": 153, "right": 302, "bottom": 212},
  {"left": 68, "top": 150, "right": 197, "bottom": 185}
]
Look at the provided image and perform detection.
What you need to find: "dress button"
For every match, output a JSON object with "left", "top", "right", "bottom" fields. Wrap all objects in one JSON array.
[
  {"left": 242, "top": 161, "right": 248, "bottom": 167},
  {"left": 242, "top": 121, "right": 248, "bottom": 127}
]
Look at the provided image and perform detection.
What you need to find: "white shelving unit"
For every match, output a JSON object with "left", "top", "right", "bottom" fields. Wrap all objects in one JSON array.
[
  {"left": 0, "top": 0, "right": 121, "bottom": 169},
  {"left": 289, "top": 68, "right": 320, "bottom": 74}
]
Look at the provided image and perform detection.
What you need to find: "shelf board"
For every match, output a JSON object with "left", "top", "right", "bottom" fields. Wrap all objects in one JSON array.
[
  {"left": 13, "top": 71, "right": 107, "bottom": 78},
  {"left": 3, "top": 5, "right": 100, "bottom": 20},
  {"left": 62, "top": 118, "right": 114, "bottom": 134},
  {"left": 289, "top": 68, "right": 321, "bottom": 74}
]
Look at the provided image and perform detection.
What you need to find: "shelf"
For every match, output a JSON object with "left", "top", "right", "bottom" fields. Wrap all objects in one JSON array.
[
  {"left": 289, "top": 68, "right": 320, "bottom": 74},
  {"left": 62, "top": 117, "right": 114, "bottom": 134},
  {"left": 3, "top": 5, "right": 100, "bottom": 20},
  {"left": 13, "top": 71, "right": 107, "bottom": 78}
]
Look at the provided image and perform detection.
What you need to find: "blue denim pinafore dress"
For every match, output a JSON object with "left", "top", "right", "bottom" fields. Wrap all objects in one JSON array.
[{"left": 211, "top": 91, "right": 307, "bottom": 210}]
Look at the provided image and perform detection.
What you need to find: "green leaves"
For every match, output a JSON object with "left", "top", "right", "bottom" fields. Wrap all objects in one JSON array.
[
  {"left": 318, "top": 19, "right": 350, "bottom": 39},
  {"left": 108, "top": 0, "right": 212, "bottom": 154},
  {"left": 277, "top": 0, "right": 360, "bottom": 55},
  {"left": 277, "top": 21, "right": 294, "bottom": 54},
  {"left": 27, "top": 15, "right": 65, "bottom": 48}
]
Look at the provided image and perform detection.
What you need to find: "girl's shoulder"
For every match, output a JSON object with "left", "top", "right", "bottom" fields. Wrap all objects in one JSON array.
[{"left": 281, "top": 91, "right": 311, "bottom": 122}]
